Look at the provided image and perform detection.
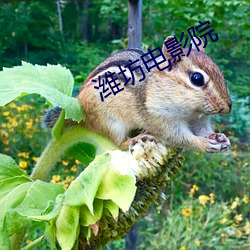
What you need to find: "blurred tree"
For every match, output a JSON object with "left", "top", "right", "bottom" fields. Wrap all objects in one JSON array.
[
  {"left": 57, "top": 0, "right": 64, "bottom": 36},
  {"left": 128, "top": 0, "right": 142, "bottom": 48},
  {"left": 126, "top": 224, "right": 137, "bottom": 250},
  {"left": 82, "top": 0, "right": 89, "bottom": 41}
]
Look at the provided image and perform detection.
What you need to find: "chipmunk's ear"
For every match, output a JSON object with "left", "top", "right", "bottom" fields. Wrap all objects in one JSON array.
[
  {"left": 191, "top": 36, "right": 205, "bottom": 52},
  {"left": 162, "top": 36, "right": 175, "bottom": 59}
]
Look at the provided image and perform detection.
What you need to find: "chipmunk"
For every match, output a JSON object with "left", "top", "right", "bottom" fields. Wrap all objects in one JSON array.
[{"left": 43, "top": 36, "right": 232, "bottom": 153}]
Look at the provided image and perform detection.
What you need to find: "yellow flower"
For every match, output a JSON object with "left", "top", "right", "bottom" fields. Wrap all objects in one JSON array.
[
  {"left": 9, "top": 102, "right": 16, "bottom": 108},
  {"left": 0, "top": 130, "right": 8, "bottom": 138},
  {"left": 3, "top": 111, "right": 9, "bottom": 116},
  {"left": 11, "top": 119, "right": 18, "bottom": 127},
  {"left": 198, "top": 195, "right": 210, "bottom": 206},
  {"left": 63, "top": 182, "right": 69, "bottom": 189},
  {"left": 209, "top": 193, "right": 215, "bottom": 204},
  {"left": 231, "top": 198, "right": 240, "bottom": 209},
  {"left": 18, "top": 152, "right": 24, "bottom": 158},
  {"left": 189, "top": 184, "right": 199, "bottom": 197},
  {"left": 26, "top": 121, "right": 33, "bottom": 129},
  {"left": 19, "top": 161, "right": 28, "bottom": 169},
  {"left": 231, "top": 201, "right": 238, "bottom": 209},
  {"left": 17, "top": 106, "right": 23, "bottom": 112},
  {"left": 234, "top": 214, "right": 243, "bottom": 224},
  {"left": 66, "top": 176, "right": 75, "bottom": 182},
  {"left": 243, "top": 195, "right": 248, "bottom": 204},
  {"left": 220, "top": 217, "right": 228, "bottom": 224},
  {"left": 232, "top": 150, "right": 237, "bottom": 156},
  {"left": 32, "top": 157, "right": 39, "bottom": 162},
  {"left": 62, "top": 160, "right": 69, "bottom": 166},
  {"left": 70, "top": 165, "right": 77, "bottom": 172},
  {"left": 221, "top": 162, "right": 228, "bottom": 167},
  {"left": 244, "top": 221, "right": 250, "bottom": 234},
  {"left": 194, "top": 238, "right": 201, "bottom": 247},
  {"left": 18, "top": 152, "right": 30, "bottom": 159},
  {"left": 182, "top": 207, "right": 192, "bottom": 217},
  {"left": 179, "top": 247, "right": 186, "bottom": 250},
  {"left": 3, "top": 138, "right": 9, "bottom": 145},
  {"left": 17, "top": 105, "right": 30, "bottom": 112},
  {"left": 51, "top": 175, "right": 61, "bottom": 183},
  {"left": 75, "top": 159, "right": 81, "bottom": 165}
]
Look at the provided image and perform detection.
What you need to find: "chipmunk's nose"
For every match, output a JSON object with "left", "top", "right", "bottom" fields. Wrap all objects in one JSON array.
[{"left": 219, "top": 101, "right": 232, "bottom": 114}]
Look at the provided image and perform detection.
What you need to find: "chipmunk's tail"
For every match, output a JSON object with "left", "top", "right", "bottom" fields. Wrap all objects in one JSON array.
[{"left": 41, "top": 106, "right": 62, "bottom": 130}]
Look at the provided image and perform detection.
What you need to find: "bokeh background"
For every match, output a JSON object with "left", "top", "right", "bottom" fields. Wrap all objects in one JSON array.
[{"left": 0, "top": 1, "right": 249, "bottom": 249}]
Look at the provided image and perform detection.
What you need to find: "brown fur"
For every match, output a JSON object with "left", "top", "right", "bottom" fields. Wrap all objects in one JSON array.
[{"left": 77, "top": 36, "right": 232, "bottom": 152}]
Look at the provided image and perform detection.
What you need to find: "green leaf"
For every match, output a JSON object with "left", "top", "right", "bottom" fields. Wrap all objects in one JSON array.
[
  {"left": 65, "top": 142, "right": 96, "bottom": 165},
  {"left": 0, "top": 182, "right": 33, "bottom": 247},
  {"left": 80, "top": 199, "right": 103, "bottom": 226},
  {"left": 45, "top": 221, "right": 56, "bottom": 249},
  {"left": 26, "top": 199, "right": 63, "bottom": 222},
  {"left": 64, "top": 153, "right": 111, "bottom": 213},
  {"left": 0, "top": 154, "right": 65, "bottom": 244},
  {"left": 20, "top": 181, "right": 64, "bottom": 213},
  {"left": 0, "top": 62, "right": 85, "bottom": 122},
  {"left": 3, "top": 210, "right": 31, "bottom": 238},
  {"left": 64, "top": 150, "right": 137, "bottom": 214},
  {"left": 0, "top": 182, "right": 33, "bottom": 218},
  {"left": 52, "top": 109, "right": 65, "bottom": 139},
  {"left": 0, "top": 181, "right": 64, "bottom": 240},
  {"left": 0, "top": 231, "right": 10, "bottom": 250},
  {"left": 0, "top": 176, "right": 32, "bottom": 201},
  {"left": 103, "top": 200, "right": 119, "bottom": 219},
  {"left": 56, "top": 205, "right": 80, "bottom": 250},
  {"left": 0, "top": 154, "right": 30, "bottom": 181},
  {"left": 80, "top": 226, "right": 92, "bottom": 240},
  {"left": 96, "top": 167, "right": 136, "bottom": 212},
  {"left": 25, "top": 194, "right": 64, "bottom": 222}
]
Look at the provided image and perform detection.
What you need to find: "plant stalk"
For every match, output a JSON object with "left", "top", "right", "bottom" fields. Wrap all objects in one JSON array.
[{"left": 30, "top": 126, "right": 118, "bottom": 181}]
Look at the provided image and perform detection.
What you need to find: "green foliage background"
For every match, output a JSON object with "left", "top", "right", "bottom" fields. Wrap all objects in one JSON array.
[
  {"left": 0, "top": 0, "right": 249, "bottom": 97},
  {"left": 0, "top": 0, "right": 249, "bottom": 249}
]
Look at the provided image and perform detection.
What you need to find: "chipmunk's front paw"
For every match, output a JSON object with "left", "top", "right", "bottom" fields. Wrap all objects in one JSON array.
[{"left": 206, "top": 133, "right": 230, "bottom": 152}]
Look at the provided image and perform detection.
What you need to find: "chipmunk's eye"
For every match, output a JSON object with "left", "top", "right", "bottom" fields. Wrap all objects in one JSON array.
[{"left": 190, "top": 72, "right": 204, "bottom": 87}]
